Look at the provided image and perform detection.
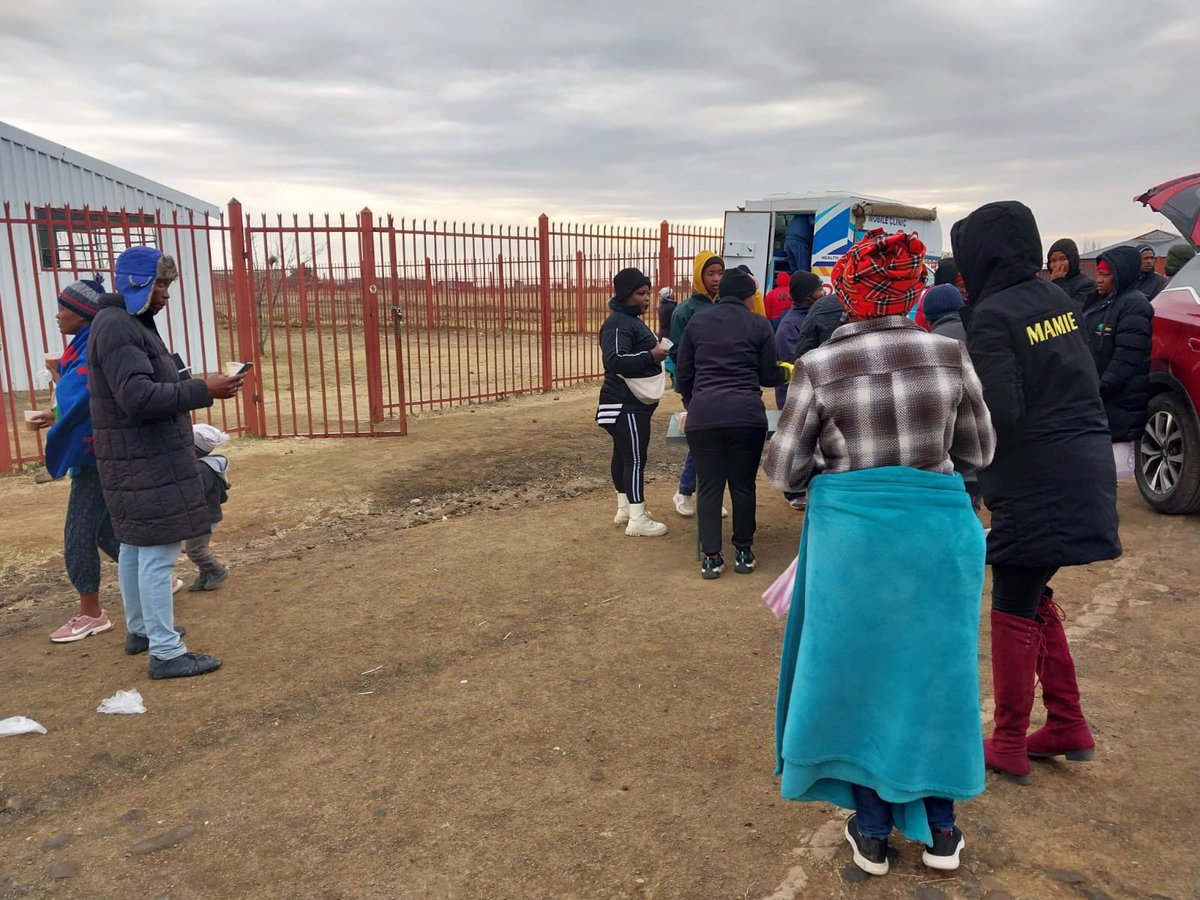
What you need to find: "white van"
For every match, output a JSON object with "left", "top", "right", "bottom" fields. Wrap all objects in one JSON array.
[{"left": 723, "top": 193, "right": 943, "bottom": 293}]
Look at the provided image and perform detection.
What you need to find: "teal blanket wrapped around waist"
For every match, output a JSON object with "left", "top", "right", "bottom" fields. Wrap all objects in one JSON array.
[{"left": 775, "top": 466, "right": 986, "bottom": 844}]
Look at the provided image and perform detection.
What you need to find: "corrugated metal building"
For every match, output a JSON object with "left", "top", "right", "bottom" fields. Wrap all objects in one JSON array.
[{"left": 1, "top": 120, "right": 221, "bottom": 393}]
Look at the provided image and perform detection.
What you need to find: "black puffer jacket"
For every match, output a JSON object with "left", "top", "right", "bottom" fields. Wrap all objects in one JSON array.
[
  {"left": 793, "top": 293, "right": 845, "bottom": 357},
  {"left": 1046, "top": 238, "right": 1096, "bottom": 308},
  {"left": 597, "top": 297, "right": 662, "bottom": 414},
  {"left": 952, "top": 201, "right": 1120, "bottom": 568},
  {"left": 1083, "top": 246, "right": 1154, "bottom": 441},
  {"left": 88, "top": 293, "right": 214, "bottom": 545}
]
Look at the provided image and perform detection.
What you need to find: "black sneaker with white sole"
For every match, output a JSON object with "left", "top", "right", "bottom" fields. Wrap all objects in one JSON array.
[
  {"left": 844, "top": 814, "right": 889, "bottom": 876},
  {"left": 700, "top": 554, "right": 725, "bottom": 580},
  {"left": 124, "top": 624, "right": 187, "bottom": 655},
  {"left": 734, "top": 548, "right": 755, "bottom": 574},
  {"left": 149, "top": 651, "right": 222, "bottom": 680},
  {"left": 922, "top": 826, "right": 964, "bottom": 871}
]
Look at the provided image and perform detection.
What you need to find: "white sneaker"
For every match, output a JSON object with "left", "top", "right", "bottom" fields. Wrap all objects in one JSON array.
[
  {"left": 172, "top": 578, "right": 184, "bottom": 594},
  {"left": 625, "top": 503, "right": 668, "bottom": 537},
  {"left": 673, "top": 492, "right": 694, "bottom": 517},
  {"left": 613, "top": 492, "right": 630, "bottom": 526}
]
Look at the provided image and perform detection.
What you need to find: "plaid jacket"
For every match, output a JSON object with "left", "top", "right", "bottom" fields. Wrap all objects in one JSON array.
[{"left": 763, "top": 316, "right": 996, "bottom": 491}]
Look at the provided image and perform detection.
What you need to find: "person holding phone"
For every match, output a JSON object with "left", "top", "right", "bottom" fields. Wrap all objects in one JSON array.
[{"left": 88, "top": 246, "right": 243, "bottom": 679}]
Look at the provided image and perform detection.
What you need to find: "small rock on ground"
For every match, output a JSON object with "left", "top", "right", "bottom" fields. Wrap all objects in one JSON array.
[
  {"left": 41, "top": 833, "right": 72, "bottom": 851},
  {"left": 1046, "top": 868, "right": 1087, "bottom": 884},
  {"left": 840, "top": 864, "right": 869, "bottom": 883},
  {"left": 129, "top": 824, "right": 195, "bottom": 855},
  {"left": 48, "top": 862, "right": 76, "bottom": 879}
]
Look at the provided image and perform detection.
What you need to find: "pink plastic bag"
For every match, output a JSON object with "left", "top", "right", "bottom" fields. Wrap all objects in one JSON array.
[{"left": 762, "top": 555, "right": 799, "bottom": 618}]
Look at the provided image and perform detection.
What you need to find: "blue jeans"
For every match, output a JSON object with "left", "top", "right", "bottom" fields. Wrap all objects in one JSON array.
[
  {"left": 118, "top": 543, "right": 186, "bottom": 660},
  {"left": 679, "top": 452, "right": 696, "bottom": 496},
  {"left": 851, "top": 784, "right": 955, "bottom": 839}
]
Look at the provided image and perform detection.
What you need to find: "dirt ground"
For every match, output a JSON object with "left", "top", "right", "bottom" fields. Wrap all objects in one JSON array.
[{"left": 0, "top": 386, "right": 1197, "bottom": 899}]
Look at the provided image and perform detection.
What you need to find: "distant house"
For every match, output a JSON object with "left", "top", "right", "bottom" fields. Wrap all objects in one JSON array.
[
  {"left": 1077, "top": 228, "right": 1183, "bottom": 278},
  {"left": 0, "top": 120, "right": 220, "bottom": 393}
]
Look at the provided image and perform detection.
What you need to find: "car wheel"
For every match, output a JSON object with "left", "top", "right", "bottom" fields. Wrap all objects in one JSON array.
[{"left": 1135, "top": 391, "right": 1200, "bottom": 514}]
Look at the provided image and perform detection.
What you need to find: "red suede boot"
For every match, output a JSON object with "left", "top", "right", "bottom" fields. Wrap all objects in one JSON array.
[
  {"left": 984, "top": 609, "right": 1039, "bottom": 784},
  {"left": 1026, "top": 591, "right": 1095, "bottom": 761}
]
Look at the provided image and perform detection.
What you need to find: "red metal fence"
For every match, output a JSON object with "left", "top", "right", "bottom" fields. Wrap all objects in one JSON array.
[{"left": 0, "top": 201, "right": 721, "bottom": 471}]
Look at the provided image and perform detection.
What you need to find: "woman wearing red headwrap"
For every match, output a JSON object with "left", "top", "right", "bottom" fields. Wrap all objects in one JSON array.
[{"left": 764, "top": 229, "right": 996, "bottom": 877}]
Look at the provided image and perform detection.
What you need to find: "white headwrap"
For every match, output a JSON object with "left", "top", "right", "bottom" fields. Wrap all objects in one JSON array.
[{"left": 192, "top": 423, "right": 230, "bottom": 454}]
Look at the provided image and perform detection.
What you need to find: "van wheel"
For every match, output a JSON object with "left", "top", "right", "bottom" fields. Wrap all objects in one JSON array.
[{"left": 1135, "top": 392, "right": 1200, "bottom": 514}]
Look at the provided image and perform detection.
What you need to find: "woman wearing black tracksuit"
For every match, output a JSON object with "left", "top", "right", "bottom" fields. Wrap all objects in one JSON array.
[
  {"left": 597, "top": 268, "right": 670, "bottom": 537},
  {"left": 675, "top": 268, "right": 780, "bottom": 578}
]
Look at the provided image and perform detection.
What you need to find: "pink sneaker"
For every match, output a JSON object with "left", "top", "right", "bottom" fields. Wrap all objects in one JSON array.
[{"left": 49, "top": 611, "right": 113, "bottom": 643}]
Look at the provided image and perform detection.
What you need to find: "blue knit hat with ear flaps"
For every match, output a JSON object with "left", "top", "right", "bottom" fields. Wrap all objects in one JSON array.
[{"left": 114, "top": 246, "right": 177, "bottom": 315}]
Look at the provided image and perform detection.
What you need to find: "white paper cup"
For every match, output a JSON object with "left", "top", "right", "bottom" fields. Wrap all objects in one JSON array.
[
  {"left": 44, "top": 352, "right": 61, "bottom": 369},
  {"left": 23, "top": 410, "right": 42, "bottom": 431},
  {"left": 223, "top": 361, "right": 246, "bottom": 377},
  {"left": 658, "top": 337, "right": 674, "bottom": 351}
]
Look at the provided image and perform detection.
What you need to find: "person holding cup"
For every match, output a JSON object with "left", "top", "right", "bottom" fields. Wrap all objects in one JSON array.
[{"left": 88, "top": 246, "right": 243, "bottom": 679}]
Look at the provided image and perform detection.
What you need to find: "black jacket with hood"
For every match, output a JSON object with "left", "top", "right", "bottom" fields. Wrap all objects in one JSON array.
[
  {"left": 675, "top": 295, "right": 779, "bottom": 432},
  {"left": 1046, "top": 238, "right": 1096, "bottom": 308},
  {"left": 1082, "top": 246, "right": 1154, "bottom": 441},
  {"left": 87, "top": 292, "right": 215, "bottom": 546},
  {"left": 597, "top": 296, "right": 662, "bottom": 415},
  {"left": 793, "top": 293, "right": 845, "bottom": 357},
  {"left": 952, "top": 201, "right": 1120, "bottom": 568}
]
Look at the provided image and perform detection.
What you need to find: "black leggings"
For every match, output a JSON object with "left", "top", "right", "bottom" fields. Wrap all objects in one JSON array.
[
  {"left": 603, "top": 410, "right": 653, "bottom": 504},
  {"left": 686, "top": 425, "right": 766, "bottom": 554},
  {"left": 64, "top": 466, "right": 120, "bottom": 594},
  {"left": 991, "top": 564, "right": 1059, "bottom": 619}
]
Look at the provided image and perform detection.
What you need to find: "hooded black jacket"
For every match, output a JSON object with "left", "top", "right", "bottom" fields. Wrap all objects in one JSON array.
[
  {"left": 1133, "top": 268, "right": 1168, "bottom": 301},
  {"left": 952, "top": 201, "right": 1120, "bottom": 568},
  {"left": 87, "top": 292, "right": 215, "bottom": 546},
  {"left": 675, "top": 296, "right": 779, "bottom": 431},
  {"left": 1083, "top": 246, "right": 1154, "bottom": 441},
  {"left": 597, "top": 297, "right": 663, "bottom": 414},
  {"left": 793, "top": 293, "right": 845, "bottom": 357},
  {"left": 1046, "top": 238, "right": 1096, "bottom": 308}
]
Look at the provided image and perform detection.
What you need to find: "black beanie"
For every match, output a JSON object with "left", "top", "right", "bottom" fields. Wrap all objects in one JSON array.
[
  {"left": 612, "top": 267, "right": 651, "bottom": 302},
  {"left": 718, "top": 268, "right": 757, "bottom": 300},
  {"left": 788, "top": 270, "right": 823, "bottom": 306}
]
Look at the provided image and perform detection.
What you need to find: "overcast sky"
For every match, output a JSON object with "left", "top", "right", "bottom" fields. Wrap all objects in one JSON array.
[{"left": 1, "top": 0, "right": 1196, "bottom": 250}]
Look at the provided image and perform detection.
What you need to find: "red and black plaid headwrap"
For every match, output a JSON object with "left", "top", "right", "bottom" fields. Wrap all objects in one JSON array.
[{"left": 832, "top": 229, "right": 928, "bottom": 319}]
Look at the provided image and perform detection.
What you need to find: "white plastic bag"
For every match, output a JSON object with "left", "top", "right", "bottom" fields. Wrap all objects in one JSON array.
[
  {"left": 1113, "top": 442, "right": 1135, "bottom": 481},
  {"left": 97, "top": 689, "right": 146, "bottom": 715},
  {"left": 0, "top": 716, "right": 47, "bottom": 737}
]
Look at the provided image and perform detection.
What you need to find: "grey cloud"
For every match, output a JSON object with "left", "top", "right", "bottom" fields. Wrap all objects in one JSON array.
[{"left": 1, "top": 0, "right": 1195, "bottom": 247}]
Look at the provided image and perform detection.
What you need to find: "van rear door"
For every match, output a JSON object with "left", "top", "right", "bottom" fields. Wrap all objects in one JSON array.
[{"left": 722, "top": 211, "right": 772, "bottom": 288}]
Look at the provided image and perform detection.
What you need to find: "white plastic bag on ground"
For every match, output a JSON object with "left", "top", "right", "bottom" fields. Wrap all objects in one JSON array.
[
  {"left": 0, "top": 716, "right": 48, "bottom": 736},
  {"left": 1113, "top": 442, "right": 1135, "bottom": 481},
  {"left": 97, "top": 689, "right": 146, "bottom": 715}
]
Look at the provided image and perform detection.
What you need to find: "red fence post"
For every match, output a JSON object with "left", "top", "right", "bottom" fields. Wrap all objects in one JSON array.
[
  {"left": 658, "top": 220, "right": 671, "bottom": 291},
  {"left": 496, "top": 254, "right": 506, "bottom": 328},
  {"left": 537, "top": 214, "right": 553, "bottom": 392},
  {"left": 575, "top": 250, "right": 587, "bottom": 334},
  {"left": 358, "top": 208, "right": 384, "bottom": 424},
  {"left": 227, "top": 199, "right": 263, "bottom": 436},
  {"left": 424, "top": 257, "right": 436, "bottom": 328},
  {"left": 386, "top": 222, "right": 407, "bottom": 435}
]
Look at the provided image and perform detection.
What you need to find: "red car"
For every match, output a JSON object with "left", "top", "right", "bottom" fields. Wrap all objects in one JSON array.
[{"left": 1133, "top": 174, "right": 1200, "bottom": 513}]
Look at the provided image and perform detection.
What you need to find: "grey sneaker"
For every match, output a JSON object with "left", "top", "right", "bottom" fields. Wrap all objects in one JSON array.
[
  {"left": 149, "top": 651, "right": 222, "bottom": 680},
  {"left": 188, "top": 566, "right": 230, "bottom": 592},
  {"left": 124, "top": 624, "right": 187, "bottom": 656}
]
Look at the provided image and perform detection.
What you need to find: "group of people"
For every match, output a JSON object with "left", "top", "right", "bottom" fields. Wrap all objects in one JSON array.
[
  {"left": 31, "top": 246, "right": 241, "bottom": 679},
  {"left": 595, "top": 199, "right": 1170, "bottom": 875}
]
